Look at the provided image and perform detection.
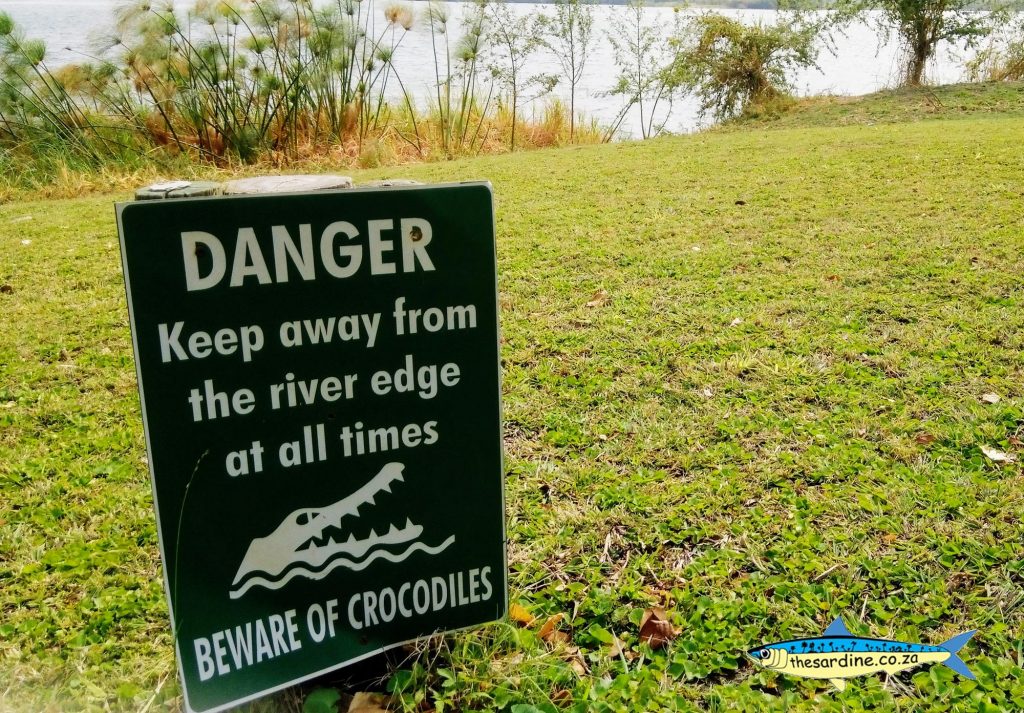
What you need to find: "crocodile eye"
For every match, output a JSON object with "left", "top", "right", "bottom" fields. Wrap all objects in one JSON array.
[{"left": 759, "top": 649, "right": 770, "bottom": 659}]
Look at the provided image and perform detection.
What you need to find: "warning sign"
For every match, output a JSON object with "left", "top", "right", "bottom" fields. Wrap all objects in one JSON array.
[{"left": 116, "top": 183, "right": 505, "bottom": 712}]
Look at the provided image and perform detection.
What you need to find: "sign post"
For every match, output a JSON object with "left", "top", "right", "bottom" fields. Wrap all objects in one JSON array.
[{"left": 116, "top": 183, "right": 505, "bottom": 713}]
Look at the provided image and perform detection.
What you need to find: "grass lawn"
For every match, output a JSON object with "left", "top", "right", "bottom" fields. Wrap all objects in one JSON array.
[
  {"left": 2, "top": 87, "right": 1024, "bottom": 712},
  {"left": 731, "top": 81, "right": 1024, "bottom": 129}
]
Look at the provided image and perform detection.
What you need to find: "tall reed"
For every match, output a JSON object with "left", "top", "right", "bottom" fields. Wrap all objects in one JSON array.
[
  {"left": 424, "top": 0, "right": 496, "bottom": 158},
  {"left": 0, "top": 0, "right": 605, "bottom": 189}
]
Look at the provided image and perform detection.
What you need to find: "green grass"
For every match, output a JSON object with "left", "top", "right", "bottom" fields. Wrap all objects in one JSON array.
[
  {"left": 732, "top": 80, "right": 1024, "bottom": 129},
  {"left": 2, "top": 95, "right": 1024, "bottom": 712}
]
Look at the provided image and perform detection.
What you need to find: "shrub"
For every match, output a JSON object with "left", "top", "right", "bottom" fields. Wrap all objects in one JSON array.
[
  {"left": 672, "top": 13, "right": 819, "bottom": 121},
  {"left": 966, "top": 20, "right": 1024, "bottom": 81}
]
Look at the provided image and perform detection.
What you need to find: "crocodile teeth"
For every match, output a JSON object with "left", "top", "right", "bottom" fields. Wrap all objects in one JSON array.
[
  {"left": 381, "top": 483, "right": 392, "bottom": 493},
  {"left": 405, "top": 518, "right": 415, "bottom": 529},
  {"left": 368, "top": 528, "right": 378, "bottom": 539},
  {"left": 347, "top": 533, "right": 358, "bottom": 544},
  {"left": 388, "top": 523, "right": 399, "bottom": 535},
  {"left": 328, "top": 537, "right": 338, "bottom": 546},
  {"left": 365, "top": 495, "right": 376, "bottom": 506}
]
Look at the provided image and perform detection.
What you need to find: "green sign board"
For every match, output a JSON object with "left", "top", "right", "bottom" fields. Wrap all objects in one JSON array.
[{"left": 116, "top": 183, "right": 505, "bottom": 713}]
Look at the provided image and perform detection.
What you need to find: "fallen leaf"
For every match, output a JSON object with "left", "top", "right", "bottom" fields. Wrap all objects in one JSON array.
[
  {"left": 490, "top": 652, "right": 525, "bottom": 673},
  {"left": 509, "top": 603, "right": 535, "bottom": 627},
  {"left": 537, "top": 613, "right": 564, "bottom": 641},
  {"left": 0, "top": 284, "right": 13, "bottom": 294},
  {"left": 691, "top": 245, "right": 702, "bottom": 252},
  {"left": 729, "top": 318, "right": 742, "bottom": 327},
  {"left": 347, "top": 692, "right": 389, "bottom": 713},
  {"left": 700, "top": 387, "right": 713, "bottom": 398},
  {"left": 638, "top": 607, "right": 679, "bottom": 649},
  {"left": 11, "top": 215, "right": 32, "bottom": 223},
  {"left": 551, "top": 689, "right": 572, "bottom": 705},
  {"left": 981, "top": 445, "right": 1016, "bottom": 463},
  {"left": 914, "top": 433, "right": 937, "bottom": 445},
  {"left": 947, "top": 572, "right": 974, "bottom": 591},
  {"left": 546, "top": 630, "right": 572, "bottom": 646},
  {"left": 734, "top": 199, "right": 746, "bottom": 206},
  {"left": 606, "top": 635, "right": 628, "bottom": 659},
  {"left": 566, "top": 646, "right": 589, "bottom": 676},
  {"left": 1010, "top": 436, "right": 1022, "bottom": 447},
  {"left": 826, "top": 275, "right": 841, "bottom": 282},
  {"left": 981, "top": 392, "right": 1001, "bottom": 404},
  {"left": 20, "top": 240, "right": 31, "bottom": 246},
  {"left": 586, "top": 289, "right": 610, "bottom": 308}
]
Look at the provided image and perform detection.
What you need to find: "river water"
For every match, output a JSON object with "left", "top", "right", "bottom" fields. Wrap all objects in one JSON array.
[{"left": 2, "top": 0, "right": 978, "bottom": 136}]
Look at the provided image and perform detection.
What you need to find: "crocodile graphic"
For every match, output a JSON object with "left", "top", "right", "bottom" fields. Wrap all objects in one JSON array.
[{"left": 229, "top": 462, "right": 454, "bottom": 599}]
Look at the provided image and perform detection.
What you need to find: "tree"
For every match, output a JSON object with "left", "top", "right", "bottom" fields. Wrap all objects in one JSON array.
[
  {"left": 672, "top": 13, "right": 819, "bottom": 121},
  {"left": 487, "top": 1, "right": 556, "bottom": 151},
  {"left": 536, "top": 0, "right": 595, "bottom": 141},
  {"left": 605, "top": 0, "right": 685, "bottom": 140},
  {"left": 818, "top": 0, "right": 1016, "bottom": 86}
]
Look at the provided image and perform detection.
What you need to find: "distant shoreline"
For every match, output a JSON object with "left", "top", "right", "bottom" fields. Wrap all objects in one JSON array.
[{"left": 425, "top": 0, "right": 780, "bottom": 5}]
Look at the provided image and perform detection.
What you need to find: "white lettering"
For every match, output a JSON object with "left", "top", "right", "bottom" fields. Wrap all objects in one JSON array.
[
  {"left": 271, "top": 224, "right": 315, "bottom": 282},
  {"left": 320, "top": 221, "right": 361, "bottom": 278},
  {"left": 348, "top": 594, "right": 363, "bottom": 630},
  {"left": 229, "top": 228, "right": 272, "bottom": 287},
  {"left": 194, "top": 637, "right": 215, "bottom": 681},
  {"left": 181, "top": 232, "right": 226, "bottom": 291},
  {"left": 400, "top": 218, "right": 435, "bottom": 272},
  {"left": 367, "top": 219, "right": 396, "bottom": 275}
]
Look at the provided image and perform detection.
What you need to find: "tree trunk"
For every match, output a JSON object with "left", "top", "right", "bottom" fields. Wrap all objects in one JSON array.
[
  {"left": 569, "top": 87, "right": 575, "bottom": 142},
  {"left": 510, "top": 91, "right": 517, "bottom": 151},
  {"left": 907, "top": 24, "right": 932, "bottom": 86},
  {"left": 908, "top": 48, "right": 928, "bottom": 85}
]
